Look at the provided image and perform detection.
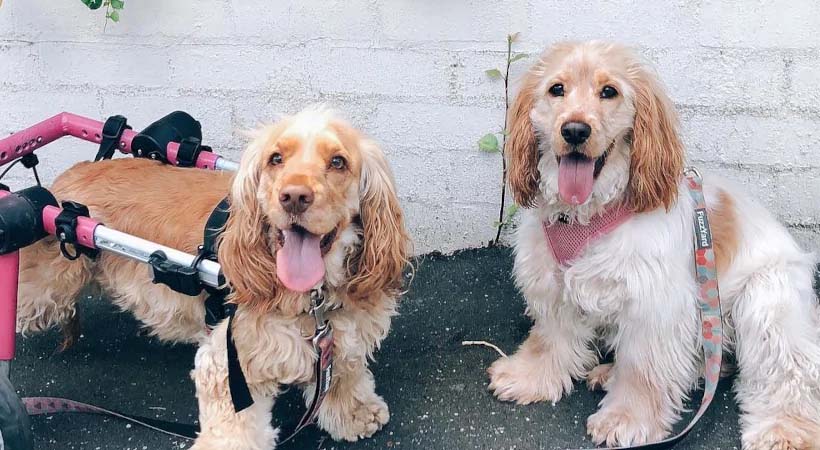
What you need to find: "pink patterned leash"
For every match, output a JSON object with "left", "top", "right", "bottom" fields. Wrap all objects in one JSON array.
[
  {"left": 572, "top": 167, "right": 723, "bottom": 449},
  {"left": 21, "top": 396, "right": 198, "bottom": 440}
]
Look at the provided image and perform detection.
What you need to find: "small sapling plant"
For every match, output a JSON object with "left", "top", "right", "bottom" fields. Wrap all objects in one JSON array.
[{"left": 478, "top": 32, "right": 527, "bottom": 246}]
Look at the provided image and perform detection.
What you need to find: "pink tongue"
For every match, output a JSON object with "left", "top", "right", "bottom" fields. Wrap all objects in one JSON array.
[
  {"left": 276, "top": 229, "right": 325, "bottom": 293},
  {"left": 557, "top": 156, "right": 596, "bottom": 205}
]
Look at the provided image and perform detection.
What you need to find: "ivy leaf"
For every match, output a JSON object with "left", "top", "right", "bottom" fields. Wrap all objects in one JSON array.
[
  {"left": 107, "top": 10, "right": 120, "bottom": 21},
  {"left": 110, "top": 0, "right": 124, "bottom": 9},
  {"left": 485, "top": 68, "right": 502, "bottom": 80},
  {"left": 508, "top": 32, "right": 520, "bottom": 43},
  {"left": 509, "top": 53, "right": 528, "bottom": 63},
  {"left": 478, "top": 133, "right": 499, "bottom": 152},
  {"left": 81, "top": 0, "right": 103, "bottom": 10}
]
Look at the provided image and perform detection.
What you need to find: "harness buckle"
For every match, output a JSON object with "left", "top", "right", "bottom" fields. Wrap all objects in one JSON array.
[{"left": 148, "top": 250, "right": 203, "bottom": 296}]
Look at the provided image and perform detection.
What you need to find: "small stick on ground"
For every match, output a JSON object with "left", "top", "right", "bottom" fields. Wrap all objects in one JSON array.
[{"left": 462, "top": 340, "right": 507, "bottom": 358}]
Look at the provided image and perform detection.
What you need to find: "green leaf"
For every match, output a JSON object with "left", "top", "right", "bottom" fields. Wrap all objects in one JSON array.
[
  {"left": 110, "top": 0, "right": 124, "bottom": 9},
  {"left": 508, "top": 32, "right": 520, "bottom": 43},
  {"left": 81, "top": 0, "right": 103, "bottom": 10},
  {"left": 505, "top": 203, "right": 519, "bottom": 221},
  {"left": 509, "top": 53, "right": 528, "bottom": 63},
  {"left": 485, "top": 68, "right": 502, "bottom": 80},
  {"left": 478, "top": 133, "right": 499, "bottom": 152},
  {"left": 107, "top": 9, "right": 120, "bottom": 21}
]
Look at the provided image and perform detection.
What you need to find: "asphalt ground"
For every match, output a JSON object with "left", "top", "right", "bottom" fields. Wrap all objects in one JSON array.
[{"left": 11, "top": 247, "right": 819, "bottom": 450}]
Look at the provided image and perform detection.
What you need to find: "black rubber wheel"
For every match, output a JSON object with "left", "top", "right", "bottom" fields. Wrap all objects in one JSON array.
[{"left": 0, "top": 368, "right": 33, "bottom": 450}]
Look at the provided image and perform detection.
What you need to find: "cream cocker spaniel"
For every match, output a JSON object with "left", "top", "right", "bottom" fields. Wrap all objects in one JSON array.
[{"left": 488, "top": 41, "right": 820, "bottom": 450}]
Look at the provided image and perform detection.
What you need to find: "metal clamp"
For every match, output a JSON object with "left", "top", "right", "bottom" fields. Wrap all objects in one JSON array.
[
  {"left": 95, "top": 115, "right": 130, "bottom": 161},
  {"left": 309, "top": 287, "right": 330, "bottom": 330},
  {"left": 55, "top": 201, "right": 98, "bottom": 261}
]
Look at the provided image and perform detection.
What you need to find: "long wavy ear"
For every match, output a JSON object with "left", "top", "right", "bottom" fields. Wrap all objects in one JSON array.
[
  {"left": 627, "top": 64, "right": 685, "bottom": 213},
  {"left": 218, "top": 123, "right": 286, "bottom": 312},
  {"left": 346, "top": 137, "right": 410, "bottom": 303},
  {"left": 506, "top": 64, "right": 545, "bottom": 208}
]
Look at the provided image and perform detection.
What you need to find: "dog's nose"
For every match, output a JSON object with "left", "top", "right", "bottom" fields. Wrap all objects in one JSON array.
[
  {"left": 561, "top": 121, "right": 592, "bottom": 145},
  {"left": 279, "top": 185, "right": 314, "bottom": 214}
]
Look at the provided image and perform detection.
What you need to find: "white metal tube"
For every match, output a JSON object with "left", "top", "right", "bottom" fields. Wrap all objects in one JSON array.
[
  {"left": 94, "top": 226, "right": 222, "bottom": 288},
  {"left": 215, "top": 157, "right": 239, "bottom": 172}
]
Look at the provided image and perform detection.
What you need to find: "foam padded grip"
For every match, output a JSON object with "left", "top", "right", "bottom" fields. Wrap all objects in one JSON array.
[{"left": 0, "top": 186, "right": 58, "bottom": 255}]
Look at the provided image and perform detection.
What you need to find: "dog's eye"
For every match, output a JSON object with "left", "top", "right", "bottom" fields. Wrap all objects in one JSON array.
[
  {"left": 330, "top": 155, "right": 346, "bottom": 170},
  {"left": 600, "top": 85, "right": 618, "bottom": 99},
  {"left": 270, "top": 153, "right": 283, "bottom": 165},
  {"left": 548, "top": 83, "right": 564, "bottom": 97}
]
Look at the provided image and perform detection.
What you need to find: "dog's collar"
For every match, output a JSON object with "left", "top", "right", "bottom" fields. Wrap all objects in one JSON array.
[{"left": 542, "top": 203, "right": 633, "bottom": 266}]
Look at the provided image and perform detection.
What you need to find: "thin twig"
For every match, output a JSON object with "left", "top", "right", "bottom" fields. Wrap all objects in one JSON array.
[
  {"left": 462, "top": 340, "right": 508, "bottom": 358},
  {"left": 492, "top": 36, "right": 513, "bottom": 246}
]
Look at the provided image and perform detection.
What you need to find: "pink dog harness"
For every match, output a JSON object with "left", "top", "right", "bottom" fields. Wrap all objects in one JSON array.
[{"left": 542, "top": 203, "right": 633, "bottom": 266}]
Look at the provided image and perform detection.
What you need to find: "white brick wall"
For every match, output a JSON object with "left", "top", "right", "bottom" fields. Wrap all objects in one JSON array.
[{"left": 1, "top": 0, "right": 819, "bottom": 254}]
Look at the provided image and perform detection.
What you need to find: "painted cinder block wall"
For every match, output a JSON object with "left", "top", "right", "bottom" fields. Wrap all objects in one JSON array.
[{"left": 1, "top": 0, "right": 819, "bottom": 254}]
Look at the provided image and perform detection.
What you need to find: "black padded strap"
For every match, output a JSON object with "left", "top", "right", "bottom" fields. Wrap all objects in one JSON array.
[
  {"left": 95, "top": 115, "right": 130, "bottom": 161},
  {"left": 176, "top": 137, "right": 211, "bottom": 168}
]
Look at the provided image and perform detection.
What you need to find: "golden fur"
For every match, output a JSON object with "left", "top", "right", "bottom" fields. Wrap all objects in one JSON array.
[{"left": 17, "top": 106, "right": 410, "bottom": 449}]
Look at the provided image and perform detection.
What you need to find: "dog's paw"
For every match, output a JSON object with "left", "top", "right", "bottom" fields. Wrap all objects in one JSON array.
[
  {"left": 587, "top": 407, "right": 666, "bottom": 447},
  {"left": 321, "top": 394, "right": 389, "bottom": 442},
  {"left": 487, "top": 356, "right": 566, "bottom": 405},
  {"left": 586, "top": 363, "right": 613, "bottom": 391},
  {"left": 742, "top": 420, "right": 820, "bottom": 450}
]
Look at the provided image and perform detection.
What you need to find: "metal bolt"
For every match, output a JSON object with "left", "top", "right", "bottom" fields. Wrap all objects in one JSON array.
[{"left": 59, "top": 232, "right": 67, "bottom": 241}]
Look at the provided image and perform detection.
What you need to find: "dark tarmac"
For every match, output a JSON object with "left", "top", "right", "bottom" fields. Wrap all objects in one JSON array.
[{"left": 12, "top": 247, "right": 817, "bottom": 450}]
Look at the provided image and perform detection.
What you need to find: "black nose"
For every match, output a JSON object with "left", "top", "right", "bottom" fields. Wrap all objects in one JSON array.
[
  {"left": 279, "top": 185, "right": 314, "bottom": 214},
  {"left": 561, "top": 121, "right": 592, "bottom": 145}
]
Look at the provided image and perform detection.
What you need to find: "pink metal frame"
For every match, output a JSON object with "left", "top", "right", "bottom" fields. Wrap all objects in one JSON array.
[
  {"left": 0, "top": 112, "right": 220, "bottom": 170},
  {"left": 0, "top": 111, "right": 226, "bottom": 361},
  {"left": 0, "top": 190, "right": 19, "bottom": 361}
]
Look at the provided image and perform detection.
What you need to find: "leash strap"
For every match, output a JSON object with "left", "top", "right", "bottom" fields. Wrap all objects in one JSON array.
[
  {"left": 22, "top": 396, "right": 198, "bottom": 440},
  {"left": 574, "top": 168, "right": 723, "bottom": 450},
  {"left": 278, "top": 288, "right": 336, "bottom": 445}
]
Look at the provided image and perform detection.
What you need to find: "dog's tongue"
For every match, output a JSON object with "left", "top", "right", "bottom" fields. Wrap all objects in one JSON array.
[
  {"left": 558, "top": 156, "right": 596, "bottom": 205},
  {"left": 276, "top": 229, "right": 325, "bottom": 293}
]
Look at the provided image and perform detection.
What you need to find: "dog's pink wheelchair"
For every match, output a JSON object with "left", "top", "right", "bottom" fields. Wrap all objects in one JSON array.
[{"left": 0, "top": 111, "right": 239, "bottom": 449}]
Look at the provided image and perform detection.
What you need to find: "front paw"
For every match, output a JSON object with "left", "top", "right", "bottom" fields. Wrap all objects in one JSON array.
[
  {"left": 487, "top": 355, "right": 567, "bottom": 405},
  {"left": 586, "top": 406, "right": 667, "bottom": 447},
  {"left": 321, "top": 394, "right": 389, "bottom": 442}
]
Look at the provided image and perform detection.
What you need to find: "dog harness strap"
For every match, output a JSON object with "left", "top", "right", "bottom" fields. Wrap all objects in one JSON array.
[
  {"left": 94, "top": 115, "right": 131, "bottom": 161},
  {"left": 571, "top": 168, "right": 724, "bottom": 450},
  {"left": 225, "top": 304, "right": 255, "bottom": 412},
  {"left": 542, "top": 204, "right": 633, "bottom": 266},
  {"left": 202, "top": 197, "right": 230, "bottom": 328}
]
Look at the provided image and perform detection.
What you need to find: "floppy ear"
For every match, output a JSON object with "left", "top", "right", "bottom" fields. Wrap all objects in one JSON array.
[
  {"left": 346, "top": 138, "right": 410, "bottom": 303},
  {"left": 506, "top": 65, "right": 544, "bottom": 208},
  {"left": 627, "top": 66, "right": 685, "bottom": 213},
  {"left": 218, "top": 124, "right": 286, "bottom": 312}
]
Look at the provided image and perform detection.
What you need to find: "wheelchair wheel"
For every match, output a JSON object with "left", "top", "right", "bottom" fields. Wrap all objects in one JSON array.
[{"left": 0, "top": 361, "right": 33, "bottom": 450}]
